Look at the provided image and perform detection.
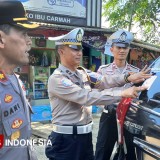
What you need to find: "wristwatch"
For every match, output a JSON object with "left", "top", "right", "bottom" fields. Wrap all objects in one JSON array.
[{"left": 124, "top": 73, "right": 130, "bottom": 83}]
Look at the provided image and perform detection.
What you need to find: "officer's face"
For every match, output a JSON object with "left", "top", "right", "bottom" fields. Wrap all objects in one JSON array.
[
  {"left": 0, "top": 26, "right": 32, "bottom": 66},
  {"left": 111, "top": 45, "right": 130, "bottom": 61},
  {"left": 59, "top": 45, "right": 82, "bottom": 69}
]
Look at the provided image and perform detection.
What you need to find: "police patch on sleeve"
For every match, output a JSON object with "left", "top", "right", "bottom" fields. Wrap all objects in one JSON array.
[{"left": 61, "top": 78, "right": 73, "bottom": 87}]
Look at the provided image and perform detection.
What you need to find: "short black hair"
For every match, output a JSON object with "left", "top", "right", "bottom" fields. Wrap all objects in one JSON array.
[{"left": 0, "top": 24, "right": 12, "bottom": 34}]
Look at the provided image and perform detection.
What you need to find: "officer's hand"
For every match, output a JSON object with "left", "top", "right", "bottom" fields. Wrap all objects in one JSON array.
[
  {"left": 121, "top": 86, "right": 147, "bottom": 98},
  {"left": 127, "top": 65, "right": 152, "bottom": 83}
]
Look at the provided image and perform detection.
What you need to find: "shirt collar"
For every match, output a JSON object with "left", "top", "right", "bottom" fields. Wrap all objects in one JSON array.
[
  {"left": 112, "top": 61, "right": 130, "bottom": 73},
  {"left": 59, "top": 64, "right": 76, "bottom": 77}
]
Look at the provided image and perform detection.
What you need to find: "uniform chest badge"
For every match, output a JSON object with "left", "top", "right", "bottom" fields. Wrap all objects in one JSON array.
[
  {"left": 0, "top": 71, "right": 7, "bottom": 82},
  {"left": 12, "top": 119, "right": 23, "bottom": 129},
  {"left": 4, "top": 94, "right": 13, "bottom": 103},
  {"left": 11, "top": 130, "right": 20, "bottom": 140}
]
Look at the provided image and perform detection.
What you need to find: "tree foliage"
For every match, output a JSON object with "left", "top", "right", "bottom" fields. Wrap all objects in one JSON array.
[{"left": 102, "top": 0, "right": 160, "bottom": 45}]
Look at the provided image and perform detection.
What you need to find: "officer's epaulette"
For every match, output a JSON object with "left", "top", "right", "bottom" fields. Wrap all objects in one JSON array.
[
  {"left": 77, "top": 66, "right": 86, "bottom": 71},
  {"left": 77, "top": 66, "right": 94, "bottom": 76},
  {"left": 77, "top": 66, "right": 89, "bottom": 75},
  {"left": 53, "top": 69, "right": 62, "bottom": 75},
  {"left": 99, "top": 64, "right": 111, "bottom": 69},
  {"left": 77, "top": 66, "right": 102, "bottom": 87},
  {"left": 0, "top": 70, "right": 8, "bottom": 82}
]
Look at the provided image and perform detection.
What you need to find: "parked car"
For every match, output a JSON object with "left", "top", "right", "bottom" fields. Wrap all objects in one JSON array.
[{"left": 123, "top": 56, "right": 160, "bottom": 159}]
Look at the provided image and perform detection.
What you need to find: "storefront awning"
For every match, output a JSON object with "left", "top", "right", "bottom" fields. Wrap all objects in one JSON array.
[
  {"left": 131, "top": 40, "right": 160, "bottom": 53},
  {"left": 29, "top": 23, "right": 160, "bottom": 53},
  {"left": 29, "top": 25, "right": 111, "bottom": 52}
]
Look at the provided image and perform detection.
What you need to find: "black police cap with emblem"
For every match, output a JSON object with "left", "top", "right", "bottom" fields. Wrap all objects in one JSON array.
[
  {"left": 0, "top": 1, "right": 39, "bottom": 29},
  {"left": 104, "top": 30, "right": 134, "bottom": 56},
  {"left": 48, "top": 28, "right": 84, "bottom": 50}
]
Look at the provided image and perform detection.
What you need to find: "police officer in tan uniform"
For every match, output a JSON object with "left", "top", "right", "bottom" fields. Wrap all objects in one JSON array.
[
  {"left": 46, "top": 28, "right": 151, "bottom": 160},
  {"left": 95, "top": 30, "right": 140, "bottom": 160},
  {"left": 0, "top": 1, "right": 39, "bottom": 160}
]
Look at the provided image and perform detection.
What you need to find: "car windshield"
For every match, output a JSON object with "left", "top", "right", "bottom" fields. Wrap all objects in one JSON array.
[
  {"left": 149, "top": 56, "right": 160, "bottom": 72},
  {"left": 139, "top": 56, "right": 160, "bottom": 102}
]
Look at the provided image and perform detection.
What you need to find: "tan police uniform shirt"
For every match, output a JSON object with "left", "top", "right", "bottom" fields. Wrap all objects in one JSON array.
[
  {"left": 97, "top": 61, "right": 139, "bottom": 88},
  {"left": 48, "top": 64, "right": 130, "bottom": 125}
]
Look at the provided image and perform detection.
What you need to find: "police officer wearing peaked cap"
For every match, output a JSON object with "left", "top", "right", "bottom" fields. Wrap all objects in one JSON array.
[
  {"left": 0, "top": 1, "right": 39, "bottom": 160},
  {"left": 95, "top": 30, "right": 144, "bottom": 160},
  {"left": 104, "top": 29, "right": 134, "bottom": 56},
  {"left": 45, "top": 28, "right": 149, "bottom": 160}
]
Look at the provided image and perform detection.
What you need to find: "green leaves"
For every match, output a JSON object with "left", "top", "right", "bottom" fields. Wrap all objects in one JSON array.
[{"left": 102, "top": 0, "right": 160, "bottom": 45}]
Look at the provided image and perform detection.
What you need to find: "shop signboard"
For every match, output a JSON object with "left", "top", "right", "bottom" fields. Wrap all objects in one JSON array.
[
  {"left": 21, "top": 0, "right": 102, "bottom": 28},
  {"left": 22, "top": 0, "right": 87, "bottom": 26}
]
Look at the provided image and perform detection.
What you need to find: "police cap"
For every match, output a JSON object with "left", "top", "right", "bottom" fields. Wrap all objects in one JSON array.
[
  {"left": 0, "top": 1, "right": 39, "bottom": 29},
  {"left": 104, "top": 30, "right": 134, "bottom": 56},
  {"left": 49, "top": 28, "right": 84, "bottom": 50}
]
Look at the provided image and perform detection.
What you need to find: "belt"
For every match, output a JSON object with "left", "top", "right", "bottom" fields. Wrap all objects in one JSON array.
[{"left": 53, "top": 122, "right": 93, "bottom": 134}]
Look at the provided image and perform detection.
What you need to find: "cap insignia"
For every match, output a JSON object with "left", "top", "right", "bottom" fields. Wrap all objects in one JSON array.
[
  {"left": 76, "top": 29, "right": 83, "bottom": 42},
  {"left": 118, "top": 32, "right": 127, "bottom": 42}
]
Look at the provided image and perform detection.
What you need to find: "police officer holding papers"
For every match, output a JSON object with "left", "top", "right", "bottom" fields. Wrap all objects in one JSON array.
[
  {"left": 46, "top": 28, "right": 151, "bottom": 160},
  {"left": 0, "top": 1, "right": 39, "bottom": 160},
  {"left": 95, "top": 30, "right": 141, "bottom": 160}
]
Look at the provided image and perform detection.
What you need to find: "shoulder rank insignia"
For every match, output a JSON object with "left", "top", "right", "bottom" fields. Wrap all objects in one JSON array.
[
  {"left": 0, "top": 71, "right": 7, "bottom": 82},
  {"left": 100, "top": 64, "right": 111, "bottom": 69},
  {"left": 129, "top": 64, "right": 140, "bottom": 71},
  {"left": 77, "top": 66, "right": 86, "bottom": 71}
]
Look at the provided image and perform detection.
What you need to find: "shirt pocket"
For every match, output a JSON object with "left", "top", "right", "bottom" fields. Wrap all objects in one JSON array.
[{"left": 2, "top": 110, "right": 28, "bottom": 137}]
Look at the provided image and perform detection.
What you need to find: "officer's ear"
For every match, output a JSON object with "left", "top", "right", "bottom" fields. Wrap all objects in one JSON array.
[
  {"left": 110, "top": 47, "right": 113, "bottom": 52},
  {"left": 58, "top": 45, "right": 65, "bottom": 56},
  {"left": 57, "top": 47, "right": 63, "bottom": 56}
]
